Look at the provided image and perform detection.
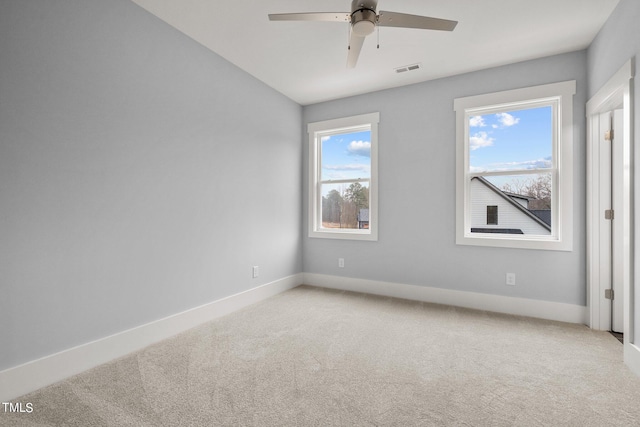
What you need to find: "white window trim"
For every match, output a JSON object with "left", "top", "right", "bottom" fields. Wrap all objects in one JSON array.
[
  {"left": 308, "top": 112, "right": 379, "bottom": 241},
  {"left": 454, "top": 81, "right": 575, "bottom": 251}
]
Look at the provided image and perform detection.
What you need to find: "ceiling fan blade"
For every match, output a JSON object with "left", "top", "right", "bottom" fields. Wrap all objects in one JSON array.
[
  {"left": 377, "top": 11, "right": 457, "bottom": 31},
  {"left": 268, "top": 12, "right": 349, "bottom": 22},
  {"left": 347, "top": 33, "right": 366, "bottom": 68}
]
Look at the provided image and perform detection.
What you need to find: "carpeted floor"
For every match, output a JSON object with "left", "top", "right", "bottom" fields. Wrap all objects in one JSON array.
[{"left": 2, "top": 285, "right": 640, "bottom": 426}]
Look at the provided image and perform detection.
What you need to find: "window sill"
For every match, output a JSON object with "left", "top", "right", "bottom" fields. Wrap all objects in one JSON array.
[
  {"left": 457, "top": 232, "right": 572, "bottom": 251},
  {"left": 309, "top": 229, "right": 378, "bottom": 241}
]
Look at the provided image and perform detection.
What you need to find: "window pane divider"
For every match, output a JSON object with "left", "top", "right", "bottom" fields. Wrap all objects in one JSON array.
[
  {"left": 308, "top": 112, "right": 379, "bottom": 241},
  {"left": 319, "top": 178, "right": 370, "bottom": 185},
  {"left": 455, "top": 80, "right": 575, "bottom": 251},
  {"left": 468, "top": 168, "right": 553, "bottom": 178}
]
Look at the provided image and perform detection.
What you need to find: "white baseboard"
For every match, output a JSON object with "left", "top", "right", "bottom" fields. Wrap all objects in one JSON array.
[
  {"left": 0, "top": 274, "right": 302, "bottom": 402},
  {"left": 303, "top": 273, "right": 588, "bottom": 325},
  {"left": 625, "top": 343, "right": 640, "bottom": 377},
  {"left": 0, "top": 272, "right": 593, "bottom": 401}
]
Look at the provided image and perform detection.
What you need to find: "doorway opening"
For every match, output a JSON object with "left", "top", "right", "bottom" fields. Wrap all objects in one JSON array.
[
  {"left": 586, "top": 60, "right": 633, "bottom": 349},
  {"left": 596, "top": 108, "right": 625, "bottom": 335}
]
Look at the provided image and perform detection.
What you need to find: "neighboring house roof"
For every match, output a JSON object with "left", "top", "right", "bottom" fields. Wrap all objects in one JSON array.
[
  {"left": 502, "top": 191, "right": 533, "bottom": 202},
  {"left": 529, "top": 209, "right": 552, "bottom": 227},
  {"left": 358, "top": 209, "right": 369, "bottom": 222},
  {"left": 471, "top": 228, "right": 524, "bottom": 234},
  {"left": 472, "top": 177, "right": 551, "bottom": 232}
]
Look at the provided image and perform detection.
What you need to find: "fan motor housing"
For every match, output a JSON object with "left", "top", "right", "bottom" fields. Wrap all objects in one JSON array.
[
  {"left": 351, "top": 0, "right": 377, "bottom": 11},
  {"left": 351, "top": 8, "right": 377, "bottom": 36}
]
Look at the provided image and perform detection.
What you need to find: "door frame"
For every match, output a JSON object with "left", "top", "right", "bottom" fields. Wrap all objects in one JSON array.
[{"left": 586, "top": 59, "right": 636, "bottom": 369}]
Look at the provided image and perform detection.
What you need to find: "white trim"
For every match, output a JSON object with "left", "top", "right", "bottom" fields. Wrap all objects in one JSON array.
[
  {"left": 625, "top": 343, "right": 640, "bottom": 378},
  {"left": 307, "top": 112, "right": 380, "bottom": 135},
  {"left": 587, "top": 61, "right": 634, "bottom": 113},
  {"left": 586, "top": 59, "right": 634, "bottom": 334},
  {"left": 454, "top": 81, "right": 576, "bottom": 251},
  {"left": 303, "top": 273, "right": 587, "bottom": 324},
  {"left": 307, "top": 112, "right": 379, "bottom": 241},
  {"left": 585, "top": 59, "right": 636, "bottom": 377},
  {"left": 1, "top": 271, "right": 592, "bottom": 401},
  {"left": 0, "top": 274, "right": 302, "bottom": 402}
]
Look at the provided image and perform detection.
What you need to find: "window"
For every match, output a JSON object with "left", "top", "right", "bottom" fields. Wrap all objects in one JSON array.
[
  {"left": 454, "top": 81, "right": 575, "bottom": 251},
  {"left": 487, "top": 206, "right": 498, "bottom": 225},
  {"left": 308, "top": 112, "right": 379, "bottom": 240}
]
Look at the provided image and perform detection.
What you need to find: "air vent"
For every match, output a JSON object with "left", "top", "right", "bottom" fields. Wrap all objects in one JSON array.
[{"left": 395, "top": 63, "right": 421, "bottom": 74}]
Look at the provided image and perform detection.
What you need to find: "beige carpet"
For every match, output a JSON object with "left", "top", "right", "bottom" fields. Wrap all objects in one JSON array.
[{"left": 2, "top": 285, "right": 640, "bottom": 426}]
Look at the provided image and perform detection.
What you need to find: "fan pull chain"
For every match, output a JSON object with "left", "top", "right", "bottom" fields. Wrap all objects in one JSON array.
[{"left": 377, "top": 24, "right": 380, "bottom": 49}]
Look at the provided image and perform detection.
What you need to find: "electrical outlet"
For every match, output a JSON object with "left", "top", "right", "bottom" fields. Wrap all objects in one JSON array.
[
  {"left": 338, "top": 258, "right": 345, "bottom": 268},
  {"left": 506, "top": 273, "right": 516, "bottom": 286},
  {"left": 252, "top": 266, "right": 259, "bottom": 278}
]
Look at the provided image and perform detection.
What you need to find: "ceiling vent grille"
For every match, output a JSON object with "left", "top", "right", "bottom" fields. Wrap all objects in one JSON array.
[{"left": 395, "top": 63, "right": 421, "bottom": 73}]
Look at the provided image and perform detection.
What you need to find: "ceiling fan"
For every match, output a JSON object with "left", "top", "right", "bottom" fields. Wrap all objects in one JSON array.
[{"left": 268, "top": 0, "right": 457, "bottom": 68}]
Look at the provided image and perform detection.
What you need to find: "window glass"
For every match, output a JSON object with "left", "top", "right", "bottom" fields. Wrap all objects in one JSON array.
[
  {"left": 308, "top": 112, "right": 379, "bottom": 241},
  {"left": 487, "top": 206, "right": 498, "bottom": 225},
  {"left": 454, "top": 81, "right": 575, "bottom": 251},
  {"left": 321, "top": 182, "right": 370, "bottom": 230},
  {"left": 467, "top": 105, "right": 555, "bottom": 239},
  {"left": 469, "top": 106, "right": 552, "bottom": 173},
  {"left": 321, "top": 131, "right": 371, "bottom": 181}
]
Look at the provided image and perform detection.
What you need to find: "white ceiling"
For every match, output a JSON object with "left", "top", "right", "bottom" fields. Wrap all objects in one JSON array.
[{"left": 131, "top": 0, "right": 619, "bottom": 106}]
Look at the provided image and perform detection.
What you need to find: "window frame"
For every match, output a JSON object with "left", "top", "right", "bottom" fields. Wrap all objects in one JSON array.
[
  {"left": 307, "top": 112, "right": 379, "bottom": 241},
  {"left": 454, "top": 81, "right": 575, "bottom": 251}
]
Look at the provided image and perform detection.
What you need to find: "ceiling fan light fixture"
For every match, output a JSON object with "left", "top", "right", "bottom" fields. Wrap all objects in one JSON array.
[
  {"left": 353, "top": 19, "right": 375, "bottom": 36},
  {"left": 269, "top": 0, "right": 458, "bottom": 68}
]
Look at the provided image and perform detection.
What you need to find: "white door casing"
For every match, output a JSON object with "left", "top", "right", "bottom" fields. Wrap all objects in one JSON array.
[
  {"left": 593, "top": 111, "right": 613, "bottom": 331},
  {"left": 612, "top": 109, "right": 624, "bottom": 333},
  {"left": 586, "top": 59, "right": 638, "bottom": 376},
  {"left": 594, "top": 109, "right": 624, "bottom": 333}
]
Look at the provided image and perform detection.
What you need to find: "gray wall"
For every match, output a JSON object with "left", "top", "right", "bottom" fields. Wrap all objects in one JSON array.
[
  {"left": 587, "top": 0, "right": 640, "bottom": 342},
  {"left": 2, "top": 0, "right": 630, "bottom": 375},
  {"left": 303, "top": 51, "right": 587, "bottom": 307},
  {"left": 0, "top": 0, "right": 302, "bottom": 371}
]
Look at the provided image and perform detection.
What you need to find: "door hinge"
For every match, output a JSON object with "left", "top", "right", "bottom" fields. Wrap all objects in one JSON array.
[
  {"left": 605, "top": 129, "right": 614, "bottom": 141},
  {"left": 605, "top": 209, "right": 614, "bottom": 220},
  {"left": 605, "top": 289, "right": 614, "bottom": 300}
]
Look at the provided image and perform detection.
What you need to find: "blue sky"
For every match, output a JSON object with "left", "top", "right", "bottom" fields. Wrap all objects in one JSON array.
[
  {"left": 469, "top": 106, "right": 552, "bottom": 173},
  {"left": 321, "top": 130, "right": 371, "bottom": 181},
  {"left": 318, "top": 108, "right": 550, "bottom": 188}
]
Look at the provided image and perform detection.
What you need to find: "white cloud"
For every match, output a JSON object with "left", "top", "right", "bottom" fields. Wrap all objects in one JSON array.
[
  {"left": 347, "top": 140, "right": 371, "bottom": 157},
  {"left": 323, "top": 163, "right": 370, "bottom": 180},
  {"left": 469, "top": 165, "right": 486, "bottom": 173},
  {"left": 483, "top": 157, "right": 552, "bottom": 171},
  {"left": 508, "top": 157, "right": 552, "bottom": 169},
  {"left": 469, "top": 116, "right": 486, "bottom": 127},
  {"left": 323, "top": 164, "right": 369, "bottom": 171},
  {"left": 495, "top": 112, "right": 520, "bottom": 127},
  {"left": 532, "top": 158, "right": 552, "bottom": 169},
  {"left": 469, "top": 132, "right": 494, "bottom": 150}
]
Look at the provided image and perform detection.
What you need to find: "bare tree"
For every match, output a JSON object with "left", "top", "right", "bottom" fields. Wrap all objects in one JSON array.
[
  {"left": 344, "top": 182, "right": 369, "bottom": 228},
  {"left": 502, "top": 175, "right": 551, "bottom": 209},
  {"left": 322, "top": 190, "right": 343, "bottom": 227}
]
